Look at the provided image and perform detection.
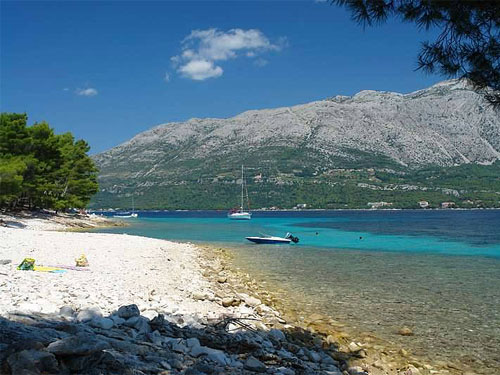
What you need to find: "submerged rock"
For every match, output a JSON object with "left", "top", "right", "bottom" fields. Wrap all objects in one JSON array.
[{"left": 398, "top": 327, "right": 414, "bottom": 336}]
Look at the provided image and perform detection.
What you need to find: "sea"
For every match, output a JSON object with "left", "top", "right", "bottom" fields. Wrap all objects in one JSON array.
[{"left": 95, "top": 209, "right": 500, "bottom": 373}]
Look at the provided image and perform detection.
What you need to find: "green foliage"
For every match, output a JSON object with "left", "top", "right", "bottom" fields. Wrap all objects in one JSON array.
[
  {"left": 0, "top": 113, "right": 99, "bottom": 210},
  {"left": 89, "top": 160, "right": 500, "bottom": 210}
]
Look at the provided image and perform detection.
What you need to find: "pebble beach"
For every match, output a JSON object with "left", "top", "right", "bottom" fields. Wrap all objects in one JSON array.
[{"left": 0, "top": 213, "right": 476, "bottom": 375}]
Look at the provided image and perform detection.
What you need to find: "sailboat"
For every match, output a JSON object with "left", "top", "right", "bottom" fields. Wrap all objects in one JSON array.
[
  {"left": 227, "top": 165, "right": 252, "bottom": 220},
  {"left": 114, "top": 196, "right": 139, "bottom": 218}
]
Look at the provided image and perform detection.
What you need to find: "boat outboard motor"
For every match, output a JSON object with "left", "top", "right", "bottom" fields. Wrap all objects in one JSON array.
[{"left": 285, "top": 233, "right": 300, "bottom": 243}]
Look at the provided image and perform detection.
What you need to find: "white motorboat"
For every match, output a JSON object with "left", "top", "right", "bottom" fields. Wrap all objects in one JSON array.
[{"left": 246, "top": 233, "right": 299, "bottom": 244}]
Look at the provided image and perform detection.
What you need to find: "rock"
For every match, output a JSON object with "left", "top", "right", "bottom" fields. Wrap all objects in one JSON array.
[
  {"left": 90, "top": 317, "right": 114, "bottom": 330},
  {"left": 348, "top": 366, "right": 367, "bottom": 375},
  {"left": 171, "top": 341, "right": 189, "bottom": 354},
  {"left": 308, "top": 350, "right": 322, "bottom": 362},
  {"left": 217, "top": 276, "right": 227, "bottom": 283},
  {"left": 192, "top": 292, "right": 206, "bottom": 301},
  {"left": 190, "top": 344, "right": 209, "bottom": 357},
  {"left": 269, "top": 328, "right": 286, "bottom": 342},
  {"left": 46, "top": 333, "right": 110, "bottom": 356},
  {"left": 7, "top": 349, "right": 59, "bottom": 374},
  {"left": 398, "top": 327, "right": 414, "bottom": 336},
  {"left": 400, "top": 365, "right": 421, "bottom": 375},
  {"left": 149, "top": 314, "right": 165, "bottom": 329},
  {"left": 62, "top": 350, "right": 106, "bottom": 372},
  {"left": 348, "top": 342, "right": 361, "bottom": 352},
  {"left": 221, "top": 297, "right": 241, "bottom": 307},
  {"left": 207, "top": 350, "right": 230, "bottom": 366},
  {"left": 110, "top": 315, "right": 126, "bottom": 326},
  {"left": 399, "top": 348, "right": 409, "bottom": 356},
  {"left": 117, "top": 304, "right": 140, "bottom": 319},
  {"left": 244, "top": 296, "right": 261, "bottom": 307},
  {"left": 221, "top": 297, "right": 234, "bottom": 307},
  {"left": 186, "top": 337, "right": 200, "bottom": 348},
  {"left": 59, "top": 305, "right": 75, "bottom": 318},
  {"left": 276, "top": 367, "right": 295, "bottom": 375},
  {"left": 76, "top": 306, "right": 102, "bottom": 322},
  {"left": 244, "top": 356, "right": 266, "bottom": 372},
  {"left": 147, "top": 331, "right": 164, "bottom": 346},
  {"left": 142, "top": 309, "right": 158, "bottom": 320},
  {"left": 0, "top": 259, "right": 12, "bottom": 265},
  {"left": 131, "top": 316, "right": 151, "bottom": 334}
]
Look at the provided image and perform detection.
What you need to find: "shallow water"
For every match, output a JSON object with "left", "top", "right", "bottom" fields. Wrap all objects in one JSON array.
[{"left": 96, "top": 209, "right": 500, "bottom": 373}]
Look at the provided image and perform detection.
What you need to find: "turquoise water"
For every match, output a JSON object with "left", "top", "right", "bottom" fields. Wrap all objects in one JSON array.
[
  {"left": 96, "top": 210, "right": 500, "bottom": 373},
  {"left": 97, "top": 210, "right": 500, "bottom": 257}
]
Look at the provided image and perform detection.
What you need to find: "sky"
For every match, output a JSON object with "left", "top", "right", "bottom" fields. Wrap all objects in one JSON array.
[{"left": 1, "top": 1, "right": 446, "bottom": 154}]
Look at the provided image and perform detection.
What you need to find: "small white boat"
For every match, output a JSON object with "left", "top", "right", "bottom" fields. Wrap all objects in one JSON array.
[
  {"left": 227, "top": 211, "right": 252, "bottom": 220},
  {"left": 114, "top": 196, "right": 138, "bottom": 218},
  {"left": 228, "top": 165, "right": 252, "bottom": 220},
  {"left": 246, "top": 233, "right": 299, "bottom": 244},
  {"left": 113, "top": 212, "right": 138, "bottom": 218}
]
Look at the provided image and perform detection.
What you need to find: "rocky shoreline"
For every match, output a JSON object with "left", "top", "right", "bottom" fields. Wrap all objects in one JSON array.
[
  {"left": 199, "top": 247, "right": 481, "bottom": 375},
  {"left": 0, "top": 214, "right": 476, "bottom": 375}
]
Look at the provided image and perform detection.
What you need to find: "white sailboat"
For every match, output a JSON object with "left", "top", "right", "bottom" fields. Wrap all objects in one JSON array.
[
  {"left": 114, "top": 196, "right": 138, "bottom": 218},
  {"left": 228, "top": 165, "right": 252, "bottom": 220}
]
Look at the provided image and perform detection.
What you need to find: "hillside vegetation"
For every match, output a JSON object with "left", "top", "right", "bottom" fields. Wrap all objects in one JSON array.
[{"left": 90, "top": 80, "right": 500, "bottom": 210}]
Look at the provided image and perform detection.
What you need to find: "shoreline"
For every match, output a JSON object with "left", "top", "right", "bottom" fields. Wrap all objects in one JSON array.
[
  {"left": 0, "top": 211, "right": 127, "bottom": 232},
  {"left": 0, "top": 213, "right": 486, "bottom": 374},
  {"left": 199, "top": 246, "right": 473, "bottom": 375},
  {"left": 0, "top": 214, "right": 349, "bottom": 374}
]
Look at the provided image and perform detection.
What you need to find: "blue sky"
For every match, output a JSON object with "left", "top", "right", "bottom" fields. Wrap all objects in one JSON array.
[{"left": 1, "top": 1, "right": 445, "bottom": 154}]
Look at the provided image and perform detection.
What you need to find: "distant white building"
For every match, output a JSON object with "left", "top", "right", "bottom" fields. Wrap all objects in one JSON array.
[
  {"left": 367, "top": 201, "right": 392, "bottom": 209},
  {"left": 419, "top": 200, "right": 430, "bottom": 208}
]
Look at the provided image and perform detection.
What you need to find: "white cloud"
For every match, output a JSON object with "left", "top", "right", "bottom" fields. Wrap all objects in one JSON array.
[
  {"left": 164, "top": 72, "right": 171, "bottom": 83},
  {"left": 75, "top": 88, "right": 98, "bottom": 96},
  {"left": 178, "top": 59, "right": 223, "bottom": 80},
  {"left": 171, "top": 28, "right": 285, "bottom": 81}
]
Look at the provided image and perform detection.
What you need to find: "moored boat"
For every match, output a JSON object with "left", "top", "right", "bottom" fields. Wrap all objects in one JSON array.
[
  {"left": 228, "top": 165, "right": 252, "bottom": 220},
  {"left": 246, "top": 233, "right": 299, "bottom": 244}
]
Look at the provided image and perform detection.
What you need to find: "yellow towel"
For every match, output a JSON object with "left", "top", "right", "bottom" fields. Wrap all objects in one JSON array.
[{"left": 33, "top": 266, "right": 62, "bottom": 272}]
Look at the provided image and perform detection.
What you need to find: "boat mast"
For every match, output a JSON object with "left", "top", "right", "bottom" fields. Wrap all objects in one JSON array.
[{"left": 241, "top": 165, "right": 244, "bottom": 211}]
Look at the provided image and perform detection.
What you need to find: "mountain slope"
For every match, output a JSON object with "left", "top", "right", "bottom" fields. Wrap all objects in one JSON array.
[{"left": 91, "top": 80, "right": 500, "bottom": 209}]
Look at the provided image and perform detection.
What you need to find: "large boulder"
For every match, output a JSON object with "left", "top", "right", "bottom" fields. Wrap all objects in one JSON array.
[{"left": 46, "top": 333, "right": 110, "bottom": 356}]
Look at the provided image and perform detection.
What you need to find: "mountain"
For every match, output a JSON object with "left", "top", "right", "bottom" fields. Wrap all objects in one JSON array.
[{"left": 91, "top": 80, "right": 500, "bottom": 210}]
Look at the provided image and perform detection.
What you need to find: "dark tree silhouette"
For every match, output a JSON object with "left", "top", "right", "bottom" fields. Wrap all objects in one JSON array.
[{"left": 332, "top": 0, "right": 500, "bottom": 106}]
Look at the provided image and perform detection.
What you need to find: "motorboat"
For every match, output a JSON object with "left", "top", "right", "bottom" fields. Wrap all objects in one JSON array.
[{"left": 246, "top": 233, "right": 299, "bottom": 244}]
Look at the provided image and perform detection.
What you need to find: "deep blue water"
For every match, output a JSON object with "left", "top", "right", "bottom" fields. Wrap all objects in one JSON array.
[{"left": 96, "top": 209, "right": 500, "bottom": 257}]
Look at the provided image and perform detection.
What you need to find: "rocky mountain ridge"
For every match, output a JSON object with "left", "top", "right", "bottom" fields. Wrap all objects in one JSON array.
[{"left": 91, "top": 79, "right": 500, "bottom": 209}]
